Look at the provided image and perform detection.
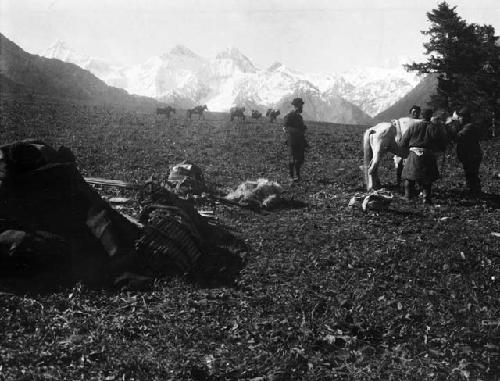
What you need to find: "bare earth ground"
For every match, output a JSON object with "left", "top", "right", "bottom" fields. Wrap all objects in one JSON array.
[{"left": 1, "top": 98, "right": 499, "bottom": 380}]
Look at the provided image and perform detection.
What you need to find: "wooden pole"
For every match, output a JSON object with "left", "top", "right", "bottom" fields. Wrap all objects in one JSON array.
[{"left": 84, "top": 177, "right": 142, "bottom": 190}]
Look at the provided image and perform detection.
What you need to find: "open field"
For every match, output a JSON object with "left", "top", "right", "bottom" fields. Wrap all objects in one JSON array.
[{"left": 1, "top": 98, "right": 500, "bottom": 380}]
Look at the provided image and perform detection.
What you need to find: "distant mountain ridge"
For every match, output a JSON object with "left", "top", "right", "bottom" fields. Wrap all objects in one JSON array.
[
  {"left": 0, "top": 34, "right": 158, "bottom": 110},
  {"left": 374, "top": 74, "right": 438, "bottom": 122},
  {"left": 41, "top": 40, "right": 423, "bottom": 124}
]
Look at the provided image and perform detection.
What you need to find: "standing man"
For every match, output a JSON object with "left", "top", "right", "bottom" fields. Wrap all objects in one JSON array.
[
  {"left": 455, "top": 107, "right": 483, "bottom": 196},
  {"left": 399, "top": 109, "right": 447, "bottom": 204},
  {"left": 283, "top": 98, "right": 307, "bottom": 181}
]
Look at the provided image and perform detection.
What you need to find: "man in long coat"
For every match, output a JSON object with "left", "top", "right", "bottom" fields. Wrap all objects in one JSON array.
[
  {"left": 399, "top": 109, "right": 447, "bottom": 204},
  {"left": 283, "top": 98, "right": 307, "bottom": 181},
  {"left": 455, "top": 107, "right": 483, "bottom": 196}
]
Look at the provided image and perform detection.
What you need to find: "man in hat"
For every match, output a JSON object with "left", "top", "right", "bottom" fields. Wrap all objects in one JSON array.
[
  {"left": 399, "top": 108, "right": 447, "bottom": 204},
  {"left": 283, "top": 97, "right": 307, "bottom": 181},
  {"left": 455, "top": 106, "right": 483, "bottom": 196},
  {"left": 409, "top": 105, "right": 422, "bottom": 119}
]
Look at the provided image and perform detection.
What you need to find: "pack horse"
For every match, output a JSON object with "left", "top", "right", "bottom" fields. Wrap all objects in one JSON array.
[
  {"left": 362, "top": 114, "right": 458, "bottom": 191},
  {"left": 156, "top": 106, "right": 175, "bottom": 119},
  {"left": 266, "top": 109, "right": 280, "bottom": 123},
  {"left": 230, "top": 107, "right": 246, "bottom": 121},
  {"left": 251, "top": 110, "right": 262, "bottom": 119},
  {"left": 187, "top": 105, "right": 208, "bottom": 120}
]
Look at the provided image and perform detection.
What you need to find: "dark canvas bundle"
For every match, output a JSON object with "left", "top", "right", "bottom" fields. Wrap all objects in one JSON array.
[
  {"left": 0, "top": 229, "right": 70, "bottom": 277},
  {"left": 0, "top": 140, "right": 240, "bottom": 289},
  {"left": 0, "top": 140, "right": 141, "bottom": 284}
]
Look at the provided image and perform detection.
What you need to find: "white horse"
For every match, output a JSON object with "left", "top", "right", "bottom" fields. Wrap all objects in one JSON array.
[{"left": 362, "top": 113, "right": 458, "bottom": 191}]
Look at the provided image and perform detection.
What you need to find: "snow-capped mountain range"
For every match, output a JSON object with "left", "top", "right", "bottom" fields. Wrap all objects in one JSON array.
[{"left": 42, "top": 41, "right": 421, "bottom": 123}]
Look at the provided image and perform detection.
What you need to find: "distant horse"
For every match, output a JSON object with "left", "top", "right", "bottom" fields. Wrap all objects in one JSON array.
[
  {"left": 230, "top": 107, "right": 246, "bottom": 121},
  {"left": 187, "top": 105, "right": 208, "bottom": 120},
  {"left": 251, "top": 110, "right": 262, "bottom": 119},
  {"left": 266, "top": 109, "right": 280, "bottom": 123},
  {"left": 156, "top": 106, "right": 175, "bottom": 119},
  {"left": 362, "top": 112, "right": 458, "bottom": 191}
]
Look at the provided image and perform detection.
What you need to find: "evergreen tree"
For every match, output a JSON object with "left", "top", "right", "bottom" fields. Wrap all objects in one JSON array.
[{"left": 406, "top": 2, "right": 500, "bottom": 135}]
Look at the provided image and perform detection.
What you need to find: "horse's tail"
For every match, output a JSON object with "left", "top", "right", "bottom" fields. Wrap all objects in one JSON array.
[{"left": 363, "top": 128, "right": 374, "bottom": 190}]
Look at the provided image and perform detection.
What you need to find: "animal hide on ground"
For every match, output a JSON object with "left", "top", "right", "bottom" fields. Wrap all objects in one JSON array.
[{"left": 226, "top": 178, "right": 284, "bottom": 210}]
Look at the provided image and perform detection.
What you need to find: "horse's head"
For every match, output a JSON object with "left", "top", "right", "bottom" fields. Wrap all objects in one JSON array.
[
  {"left": 428, "top": 109, "right": 448, "bottom": 124},
  {"left": 431, "top": 111, "right": 460, "bottom": 142}
]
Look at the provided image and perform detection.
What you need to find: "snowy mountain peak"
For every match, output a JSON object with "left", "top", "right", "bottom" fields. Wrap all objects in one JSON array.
[
  {"left": 39, "top": 41, "right": 422, "bottom": 122},
  {"left": 43, "top": 40, "right": 127, "bottom": 89},
  {"left": 266, "top": 62, "right": 300, "bottom": 78},
  {"left": 44, "top": 40, "right": 84, "bottom": 62},
  {"left": 216, "top": 47, "right": 243, "bottom": 59},
  {"left": 215, "top": 47, "right": 256, "bottom": 73},
  {"left": 168, "top": 44, "right": 198, "bottom": 58},
  {"left": 342, "top": 66, "right": 419, "bottom": 84},
  {"left": 47, "top": 39, "right": 71, "bottom": 52},
  {"left": 267, "top": 62, "right": 284, "bottom": 71}
]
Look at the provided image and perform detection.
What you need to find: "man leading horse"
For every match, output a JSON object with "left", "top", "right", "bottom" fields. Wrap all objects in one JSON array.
[
  {"left": 398, "top": 108, "right": 447, "bottom": 204},
  {"left": 363, "top": 108, "right": 457, "bottom": 191}
]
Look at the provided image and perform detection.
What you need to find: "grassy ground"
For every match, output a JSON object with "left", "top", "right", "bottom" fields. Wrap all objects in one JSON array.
[{"left": 1, "top": 98, "right": 499, "bottom": 380}]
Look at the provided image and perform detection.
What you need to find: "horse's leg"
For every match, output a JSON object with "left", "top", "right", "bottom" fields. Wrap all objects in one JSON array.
[
  {"left": 394, "top": 155, "right": 403, "bottom": 189},
  {"left": 368, "top": 146, "right": 382, "bottom": 190}
]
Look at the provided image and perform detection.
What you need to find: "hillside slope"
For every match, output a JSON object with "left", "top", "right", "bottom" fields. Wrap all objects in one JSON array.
[
  {"left": 0, "top": 34, "right": 158, "bottom": 110},
  {"left": 374, "top": 74, "right": 438, "bottom": 121}
]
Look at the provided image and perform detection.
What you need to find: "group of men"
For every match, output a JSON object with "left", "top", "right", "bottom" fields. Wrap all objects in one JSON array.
[
  {"left": 399, "top": 105, "right": 483, "bottom": 204},
  {"left": 282, "top": 99, "right": 484, "bottom": 203}
]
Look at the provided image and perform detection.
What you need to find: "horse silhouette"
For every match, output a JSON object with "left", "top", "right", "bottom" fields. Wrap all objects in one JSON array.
[
  {"left": 156, "top": 106, "right": 176, "bottom": 119},
  {"left": 187, "top": 105, "right": 208, "bottom": 120},
  {"left": 230, "top": 107, "right": 246, "bottom": 121},
  {"left": 362, "top": 112, "right": 459, "bottom": 191},
  {"left": 266, "top": 109, "right": 280, "bottom": 123},
  {"left": 251, "top": 110, "right": 262, "bottom": 119}
]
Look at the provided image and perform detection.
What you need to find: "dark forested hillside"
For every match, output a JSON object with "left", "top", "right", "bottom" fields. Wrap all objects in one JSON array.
[{"left": 0, "top": 34, "right": 159, "bottom": 111}]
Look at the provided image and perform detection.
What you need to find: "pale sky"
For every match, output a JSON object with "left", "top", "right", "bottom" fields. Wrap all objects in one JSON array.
[{"left": 1, "top": 0, "right": 499, "bottom": 73}]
